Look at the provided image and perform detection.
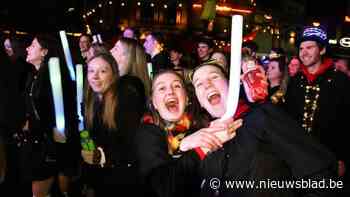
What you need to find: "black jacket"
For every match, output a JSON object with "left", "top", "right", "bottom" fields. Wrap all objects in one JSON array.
[
  {"left": 135, "top": 124, "right": 202, "bottom": 197},
  {"left": 135, "top": 103, "right": 337, "bottom": 197},
  {"left": 89, "top": 75, "right": 146, "bottom": 167},
  {"left": 0, "top": 56, "right": 30, "bottom": 140},
  {"left": 84, "top": 75, "right": 146, "bottom": 196},
  {"left": 285, "top": 67, "right": 350, "bottom": 162},
  {"left": 149, "top": 51, "right": 172, "bottom": 74},
  {"left": 25, "top": 62, "right": 77, "bottom": 141}
]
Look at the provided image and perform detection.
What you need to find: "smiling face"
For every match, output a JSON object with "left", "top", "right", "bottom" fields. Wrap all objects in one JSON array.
[
  {"left": 197, "top": 43, "right": 212, "bottom": 61},
  {"left": 192, "top": 65, "right": 228, "bottom": 118},
  {"left": 288, "top": 57, "right": 300, "bottom": 76},
  {"left": 79, "top": 35, "right": 92, "bottom": 53},
  {"left": 152, "top": 72, "right": 187, "bottom": 122},
  {"left": 299, "top": 41, "right": 324, "bottom": 68},
  {"left": 87, "top": 57, "right": 114, "bottom": 96}
]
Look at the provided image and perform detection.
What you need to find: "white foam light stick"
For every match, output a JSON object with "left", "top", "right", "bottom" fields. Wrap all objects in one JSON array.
[
  {"left": 59, "top": 30, "right": 76, "bottom": 81},
  {"left": 97, "top": 34, "right": 103, "bottom": 44},
  {"left": 92, "top": 35, "right": 98, "bottom": 44},
  {"left": 48, "top": 57, "right": 66, "bottom": 137},
  {"left": 201, "top": 15, "right": 243, "bottom": 153},
  {"left": 147, "top": 62, "right": 153, "bottom": 80},
  {"left": 221, "top": 15, "right": 243, "bottom": 121},
  {"left": 76, "top": 64, "right": 84, "bottom": 131}
]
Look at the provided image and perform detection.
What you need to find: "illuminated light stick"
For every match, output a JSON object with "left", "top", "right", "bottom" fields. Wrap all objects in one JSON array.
[
  {"left": 147, "top": 62, "right": 153, "bottom": 80},
  {"left": 76, "top": 64, "right": 84, "bottom": 131},
  {"left": 59, "top": 30, "right": 76, "bottom": 81},
  {"left": 201, "top": 15, "right": 243, "bottom": 150},
  {"left": 92, "top": 35, "right": 98, "bottom": 44},
  {"left": 200, "top": 15, "right": 243, "bottom": 154},
  {"left": 221, "top": 15, "right": 243, "bottom": 121},
  {"left": 48, "top": 57, "right": 66, "bottom": 139},
  {"left": 97, "top": 34, "right": 103, "bottom": 44}
]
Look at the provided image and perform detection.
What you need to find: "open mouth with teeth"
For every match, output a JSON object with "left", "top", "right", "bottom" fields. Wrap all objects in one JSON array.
[
  {"left": 207, "top": 92, "right": 221, "bottom": 105},
  {"left": 165, "top": 98, "right": 179, "bottom": 113}
]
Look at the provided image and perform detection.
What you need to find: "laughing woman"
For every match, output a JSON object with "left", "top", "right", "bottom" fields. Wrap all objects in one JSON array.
[
  {"left": 190, "top": 62, "right": 337, "bottom": 197},
  {"left": 135, "top": 70, "right": 242, "bottom": 197},
  {"left": 82, "top": 52, "right": 145, "bottom": 197}
]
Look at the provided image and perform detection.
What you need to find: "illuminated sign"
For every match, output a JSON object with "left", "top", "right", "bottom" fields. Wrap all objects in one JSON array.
[{"left": 339, "top": 37, "right": 350, "bottom": 48}]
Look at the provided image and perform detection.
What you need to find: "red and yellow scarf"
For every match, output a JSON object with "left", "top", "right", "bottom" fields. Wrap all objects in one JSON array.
[
  {"left": 300, "top": 58, "right": 333, "bottom": 83},
  {"left": 143, "top": 114, "right": 192, "bottom": 155}
]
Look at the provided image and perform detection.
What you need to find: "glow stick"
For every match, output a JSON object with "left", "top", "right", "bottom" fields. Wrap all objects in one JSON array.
[
  {"left": 200, "top": 15, "right": 243, "bottom": 153},
  {"left": 48, "top": 57, "right": 66, "bottom": 137},
  {"left": 147, "top": 62, "right": 153, "bottom": 80},
  {"left": 92, "top": 35, "right": 98, "bottom": 43},
  {"left": 76, "top": 64, "right": 84, "bottom": 131},
  {"left": 59, "top": 30, "right": 76, "bottom": 81},
  {"left": 221, "top": 15, "right": 243, "bottom": 121},
  {"left": 97, "top": 34, "right": 103, "bottom": 43}
]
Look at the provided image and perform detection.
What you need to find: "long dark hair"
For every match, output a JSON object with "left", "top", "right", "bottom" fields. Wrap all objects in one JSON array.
[{"left": 35, "top": 33, "right": 65, "bottom": 69}]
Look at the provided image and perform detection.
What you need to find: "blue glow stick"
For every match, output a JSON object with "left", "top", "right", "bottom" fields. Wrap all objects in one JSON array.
[
  {"left": 48, "top": 57, "right": 66, "bottom": 137},
  {"left": 76, "top": 64, "right": 84, "bottom": 131},
  {"left": 59, "top": 30, "right": 76, "bottom": 81}
]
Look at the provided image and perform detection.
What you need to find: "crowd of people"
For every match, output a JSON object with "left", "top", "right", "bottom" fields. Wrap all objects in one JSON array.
[{"left": 0, "top": 25, "right": 349, "bottom": 197}]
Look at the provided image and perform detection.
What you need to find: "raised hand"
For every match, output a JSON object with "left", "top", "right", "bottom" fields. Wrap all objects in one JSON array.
[{"left": 241, "top": 63, "right": 268, "bottom": 103}]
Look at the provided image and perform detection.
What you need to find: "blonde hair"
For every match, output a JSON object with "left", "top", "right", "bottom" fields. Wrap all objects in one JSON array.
[
  {"left": 85, "top": 52, "right": 119, "bottom": 129},
  {"left": 118, "top": 37, "right": 151, "bottom": 96}
]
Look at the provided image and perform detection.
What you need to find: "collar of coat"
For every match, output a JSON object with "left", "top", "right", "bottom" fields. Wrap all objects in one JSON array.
[{"left": 300, "top": 58, "right": 333, "bottom": 83}]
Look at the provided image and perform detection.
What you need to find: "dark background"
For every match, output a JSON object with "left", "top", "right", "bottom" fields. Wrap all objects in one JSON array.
[{"left": 0, "top": 0, "right": 348, "bottom": 33}]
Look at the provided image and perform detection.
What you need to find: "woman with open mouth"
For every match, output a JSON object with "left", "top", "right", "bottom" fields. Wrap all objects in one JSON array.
[
  {"left": 190, "top": 62, "right": 337, "bottom": 197},
  {"left": 135, "top": 70, "right": 242, "bottom": 197}
]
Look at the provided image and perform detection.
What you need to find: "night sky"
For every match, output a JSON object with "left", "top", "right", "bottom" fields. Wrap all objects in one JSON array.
[
  {"left": 0, "top": 0, "right": 86, "bottom": 32},
  {"left": 0, "top": 0, "right": 348, "bottom": 33}
]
